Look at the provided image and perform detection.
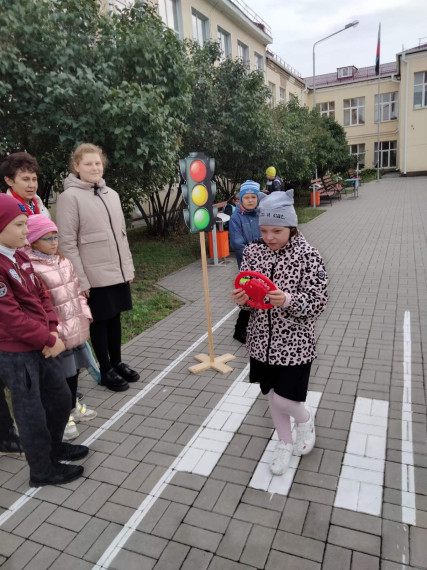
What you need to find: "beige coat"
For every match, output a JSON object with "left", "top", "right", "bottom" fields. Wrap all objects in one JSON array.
[{"left": 56, "top": 174, "right": 135, "bottom": 291}]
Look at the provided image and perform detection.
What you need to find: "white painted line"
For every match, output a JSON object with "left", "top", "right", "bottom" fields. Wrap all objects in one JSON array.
[
  {"left": 91, "top": 363, "right": 250, "bottom": 570},
  {"left": 334, "top": 397, "right": 389, "bottom": 516},
  {"left": 175, "top": 372, "right": 259, "bottom": 476},
  {"left": 249, "top": 391, "right": 323, "bottom": 496},
  {"left": 0, "top": 307, "right": 239, "bottom": 528},
  {"left": 402, "top": 310, "right": 416, "bottom": 526}
]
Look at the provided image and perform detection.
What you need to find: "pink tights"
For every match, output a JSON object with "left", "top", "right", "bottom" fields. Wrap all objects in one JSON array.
[{"left": 268, "top": 389, "right": 310, "bottom": 444}]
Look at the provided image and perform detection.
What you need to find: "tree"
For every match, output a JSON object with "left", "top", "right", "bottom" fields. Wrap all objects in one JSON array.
[
  {"left": 182, "top": 42, "right": 276, "bottom": 198},
  {"left": 0, "top": 0, "right": 192, "bottom": 228},
  {"left": 272, "top": 100, "right": 353, "bottom": 189}
]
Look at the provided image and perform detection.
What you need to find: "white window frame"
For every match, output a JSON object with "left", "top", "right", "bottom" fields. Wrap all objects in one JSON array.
[
  {"left": 414, "top": 71, "right": 427, "bottom": 109},
  {"left": 374, "top": 141, "right": 397, "bottom": 168},
  {"left": 375, "top": 92, "right": 398, "bottom": 122},
  {"left": 237, "top": 40, "right": 250, "bottom": 70},
  {"left": 349, "top": 143, "right": 365, "bottom": 169},
  {"left": 158, "top": 0, "right": 182, "bottom": 38},
  {"left": 217, "top": 26, "right": 231, "bottom": 61},
  {"left": 192, "top": 9, "right": 209, "bottom": 47},
  {"left": 279, "top": 87, "right": 286, "bottom": 102},
  {"left": 338, "top": 67, "right": 353, "bottom": 78},
  {"left": 254, "top": 51, "right": 264, "bottom": 72},
  {"left": 344, "top": 97, "right": 365, "bottom": 126},
  {"left": 268, "top": 82, "right": 276, "bottom": 107},
  {"left": 317, "top": 101, "right": 335, "bottom": 119}
]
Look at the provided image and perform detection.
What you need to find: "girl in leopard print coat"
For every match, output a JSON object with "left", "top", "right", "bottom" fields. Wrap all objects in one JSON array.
[{"left": 232, "top": 190, "right": 328, "bottom": 476}]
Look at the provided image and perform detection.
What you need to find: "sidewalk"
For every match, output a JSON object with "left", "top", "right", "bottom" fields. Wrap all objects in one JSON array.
[{"left": 0, "top": 176, "right": 426, "bottom": 569}]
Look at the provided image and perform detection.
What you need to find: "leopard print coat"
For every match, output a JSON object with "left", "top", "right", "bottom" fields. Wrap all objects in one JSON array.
[{"left": 239, "top": 233, "right": 328, "bottom": 366}]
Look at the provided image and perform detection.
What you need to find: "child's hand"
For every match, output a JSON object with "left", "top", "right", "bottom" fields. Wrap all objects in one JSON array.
[
  {"left": 268, "top": 288, "right": 287, "bottom": 307},
  {"left": 83, "top": 289, "right": 90, "bottom": 298},
  {"left": 231, "top": 288, "right": 249, "bottom": 306},
  {"left": 43, "top": 337, "right": 66, "bottom": 358}
]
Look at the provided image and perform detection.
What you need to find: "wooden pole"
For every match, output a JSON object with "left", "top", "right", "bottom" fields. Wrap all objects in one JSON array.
[
  {"left": 200, "top": 231, "right": 215, "bottom": 362},
  {"left": 188, "top": 231, "right": 235, "bottom": 374}
]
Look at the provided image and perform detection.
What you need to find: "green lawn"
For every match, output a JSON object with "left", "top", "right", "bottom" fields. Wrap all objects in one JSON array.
[
  {"left": 122, "top": 230, "right": 201, "bottom": 343},
  {"left": 122, "top": 205, "right": 326, "bottom": 343}
]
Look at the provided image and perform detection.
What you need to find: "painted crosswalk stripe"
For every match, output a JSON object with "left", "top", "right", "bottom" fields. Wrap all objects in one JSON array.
[
  {"left": 402, "top": 310, "right": 416, "bottom": 526},
  {"left": 175, "top": 371, "right": 259, "bottom": 476},
  {"left": 249, "top": 391, "right": 322, "bottom": 496},
  {"left": 334, "top": 397, "right": 388, "bottom": 516}
]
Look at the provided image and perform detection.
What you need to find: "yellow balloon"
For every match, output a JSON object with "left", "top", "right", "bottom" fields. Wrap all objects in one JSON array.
[{"left": 192, "top": 184, "right": 208, "bottom": 206}]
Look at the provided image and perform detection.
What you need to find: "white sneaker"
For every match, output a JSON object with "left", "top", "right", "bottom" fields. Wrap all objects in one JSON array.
[
  {"left": 294, "top": 407, "right": 315, "bottom": 456},
  {"left": 270, "top": 440, "right": 293, "bottom": 475},
  {"left": 71, "top": 399, "right": 97, "bottom": 422},
  {"left": 63, "top": 416, "right": 79, "bottom": 441}
]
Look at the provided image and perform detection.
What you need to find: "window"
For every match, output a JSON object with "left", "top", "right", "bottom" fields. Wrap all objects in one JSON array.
[
  {"left": 375, "top": 92, "right": 398, "bottom": 122},
  {"left": 158, "top": 0, "right": 181, "bottom": 37},
  {"left": 254, "top": 52, "right": 264, "bottom": 72},
  {"left": 279, "top": 87, "right": 286, "bottom": 102},
  {"left": 317, "top": 101, "right": 335, "bottom": 119},
  {"left": 268, "top": 82, "right": 276, "bottom": 107},
  {"left": 349, "top": 143, "right": 365, "bottom": 169},
  {"left": 374, "top": 141, "right": 397, "bottom": 168},
  {"left": 192, "top": 9, "right": 209, "bottom": 47},
  {"left": 237, "top": 41, "right": 249, "bottom": 69},
  {"left": 338, "top": 66, "right": 353, "bottom": 78},
  {"left": 414, "top": 71, "right": 427, "bottom": 108},
  {"left": 344, "top": 97, "right": 365, "bottom": 126},
  {"left": 217, "top": 27, "right": 231, "bottom": 60}
]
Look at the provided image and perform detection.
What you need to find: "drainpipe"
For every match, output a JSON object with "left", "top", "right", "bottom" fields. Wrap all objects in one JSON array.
[{"left": 401, "top": 49, "right": 409, "bottom": 175}]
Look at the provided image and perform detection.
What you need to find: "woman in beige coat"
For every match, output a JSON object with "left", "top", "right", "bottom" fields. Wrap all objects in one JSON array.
[{"left": 56, "top": 143, "right": 139, "bottom": 392}]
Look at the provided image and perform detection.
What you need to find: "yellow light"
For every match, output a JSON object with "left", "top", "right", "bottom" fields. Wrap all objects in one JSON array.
[{"left": 192, "top": 184, "right": 208, "bottom": 206}]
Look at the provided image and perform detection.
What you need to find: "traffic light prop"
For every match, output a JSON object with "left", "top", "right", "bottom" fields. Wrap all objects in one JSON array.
[
  {"left": 179, "top": 152, "right": 235, "bottom": 375},
  {"left": 179, "top": 152, "right": 217, "bottom": 234}
]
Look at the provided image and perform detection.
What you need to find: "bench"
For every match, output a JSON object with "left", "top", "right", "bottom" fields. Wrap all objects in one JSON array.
[
  {"left": 348, "top": 169, "right": 362, "bottom": 184},
  {"left": 310, "top": 178, "right": 335, "bottom": 206},
  {"left": 321, "top": 174, "right": 342, "bottom": 200}
]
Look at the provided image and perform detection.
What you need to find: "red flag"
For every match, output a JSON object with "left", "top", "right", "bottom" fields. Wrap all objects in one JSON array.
[{"left": 375, "top": 24, "right": 381, "bottom": 75}]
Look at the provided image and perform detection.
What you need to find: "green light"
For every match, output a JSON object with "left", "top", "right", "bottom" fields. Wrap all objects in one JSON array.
[{"left": 194, "top": 208, "right": 210, "bottom": 230}]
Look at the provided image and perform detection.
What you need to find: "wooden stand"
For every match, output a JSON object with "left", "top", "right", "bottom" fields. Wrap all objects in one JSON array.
[{"left": 189, "top": 232, "right": 235, "bottom": 374}]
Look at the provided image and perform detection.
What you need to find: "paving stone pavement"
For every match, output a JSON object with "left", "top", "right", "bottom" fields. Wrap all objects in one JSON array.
[{"left": 0, "top": 176, "right": 426, "bottom": 569}]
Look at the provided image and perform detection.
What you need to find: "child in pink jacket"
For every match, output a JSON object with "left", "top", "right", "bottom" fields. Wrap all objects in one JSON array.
[{"left": 26, "top": 215, "right": 97, "bottom": 440}]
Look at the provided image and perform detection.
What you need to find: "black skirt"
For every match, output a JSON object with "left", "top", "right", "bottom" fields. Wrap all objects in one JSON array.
[
  {"left": 87, "top": 282, "right": 132, "bottom": 321},
  {"left": 249, "top": 357, "right": 312, "bottom": 402}
]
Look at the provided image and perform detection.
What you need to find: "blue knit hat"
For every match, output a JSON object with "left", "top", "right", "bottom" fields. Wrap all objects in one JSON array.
[{"left": 239, "top": 180, "right": 260, "bottom": 204}]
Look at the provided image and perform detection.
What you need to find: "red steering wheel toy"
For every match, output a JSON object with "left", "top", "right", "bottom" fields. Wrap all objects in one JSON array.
[{"left": 235, "top": 271, "right": 276, "bottom": 309}]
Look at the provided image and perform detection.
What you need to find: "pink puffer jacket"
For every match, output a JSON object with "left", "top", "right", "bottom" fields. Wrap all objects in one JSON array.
[{"left": 25, "top": 248, "right": 92, "bottom": 350}]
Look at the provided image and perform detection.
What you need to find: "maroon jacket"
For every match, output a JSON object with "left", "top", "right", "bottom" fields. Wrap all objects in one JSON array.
[{"left": 0, "top": 250, "right": 58, "bottom": 352}]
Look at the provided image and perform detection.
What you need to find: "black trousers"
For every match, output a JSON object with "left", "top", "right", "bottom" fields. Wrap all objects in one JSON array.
[
  {"left": 89, "top": 313, "right": 122, "bottom": 375},
  {"left": 0, "top": 389, "right": 14, "bottom": 438},
  {"left": 234, "top": 308, "right": 250, "bottom": 337},
  {"left": 0, "top": 350, "right": 71, "bottom": 480}
]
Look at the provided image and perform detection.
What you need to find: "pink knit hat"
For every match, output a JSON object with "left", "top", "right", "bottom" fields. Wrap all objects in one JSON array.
[
  {"left": 0, "top": 193, "right": 28, "bottom": 232},
  {"left": 27, "top": 214, "right": 58, "bottom": 244}
]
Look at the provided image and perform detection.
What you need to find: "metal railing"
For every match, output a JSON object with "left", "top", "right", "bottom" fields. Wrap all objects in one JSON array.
[
  {"left": 266, "top": 49, "right": 302, "bottom": 78},
  {"left": 228, "top": 0, "right": 272, "bottom": 37}
]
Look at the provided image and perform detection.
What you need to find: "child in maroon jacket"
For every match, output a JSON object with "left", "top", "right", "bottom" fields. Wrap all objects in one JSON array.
[{"left": 0, "top": 193, "right": 88, "bottom": 487}]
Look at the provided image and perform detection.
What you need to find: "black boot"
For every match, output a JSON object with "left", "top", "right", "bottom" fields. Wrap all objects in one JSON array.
[
  {"left": 114, "top": 362, "right": 140, "bottom": 383},
  {"left": 0, "top": 427, "right": 22, "bottom": 455},
  {"left": 52, "top": 442, "right": 89, "bottom": 462},
  {"left": 100, "top": 368, "right": 129, "bottom": 392}
]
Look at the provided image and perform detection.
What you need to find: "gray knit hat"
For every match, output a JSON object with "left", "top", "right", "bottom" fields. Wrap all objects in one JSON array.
[{"left": 258, "top": 189, "right": 298, "bottom": 227}]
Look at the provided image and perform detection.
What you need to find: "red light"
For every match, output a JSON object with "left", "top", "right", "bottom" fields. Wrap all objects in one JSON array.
[{"left": 189, "top": 160, "right": 207, "bottom": 183}]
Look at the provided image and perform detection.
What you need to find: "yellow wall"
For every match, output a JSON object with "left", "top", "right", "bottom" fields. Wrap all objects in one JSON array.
[{"left": 399, "top": 51, "right": 427, "bottom": 174}]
